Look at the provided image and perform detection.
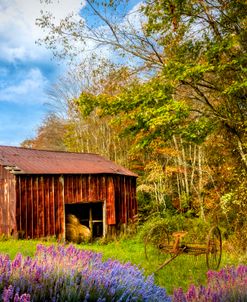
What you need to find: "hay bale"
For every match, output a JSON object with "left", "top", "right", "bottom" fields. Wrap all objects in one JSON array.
[
  {"left": 67, "top": 214, "right": 80, "bottom": 225},
  {"left": 66, "top": 223, "right": 79, "bottom": 242},
  {"left": 78, "top": 224, "right": 91, "bottom": 243},
  {"left": 66, "top": 214, "right": 92, "bottom": 243}
]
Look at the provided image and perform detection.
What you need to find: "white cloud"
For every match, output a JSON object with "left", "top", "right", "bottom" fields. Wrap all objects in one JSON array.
[
  {"left": 0, "top": 68, "right": 48, "bottom": 103},
  {"left": 0, "top": 0, "right": 85, "bottom": 62}
]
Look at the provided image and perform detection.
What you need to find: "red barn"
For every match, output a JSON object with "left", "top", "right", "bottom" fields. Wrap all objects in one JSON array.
[{"left": 0, "top": 146, "right": 137, "bottom": 239}]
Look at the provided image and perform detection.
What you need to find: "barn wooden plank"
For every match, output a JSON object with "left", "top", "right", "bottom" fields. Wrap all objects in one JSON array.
[
  {"left": 106, "top": 176, "right": 116, "bottom": 225},
  {"left": 16, "top": 176, "right": 21, "bottom": 233},
  {"left": 14, "top": 176, "right": 19, "bottom": 233},
  {"left": 94, "top": 176, "right": 99, "bottom": 201},
  {"left": 7, "top": 172, "right": 16, "bottom": 236},
  {"left": 44, "top": 177, "right": 50, "bottom": 236},
  {"left": 71, "top": 175, "right": 75, "bottom": 202},
  {"left": 26, "top": 177, "right": 33, "bottom": 238},
  {"left": 99, "top": 176, "right": 103, "bottom": 201},
  {"left": 78, "top": 176, "right": 82, "bottom": 202},
  {"left": 54, "top": 176, "right": 60, "bottom": 236},
  {"left": 79, "top": 175, "right": 83, "bottom": 201},
  {"left": 113, "top": 176, "right": 118, "bottom": 222},
  {"left": 63, "top": 176, "right": 68, "bottom": 204},
  {"left": 126, "top": 178, "right": 130, "bottom": 222},
  {"left": 103, "top": 176, "right": 107, "bottom": 201},
  {"left": 2, "top": 171, "right": 15, "bottom": 236},
  {"left": 96, "top": 176, "right": 100, "bottom": 201},
  {"left": 0, "top": 168, "right": 5, "bottom": 235},
  {"left": 81, "top": 176, "right": 87, "bottom": 201},
  {"left": 129, "top": 178, "right": 133, "bottom": 219},
  {"left": 38, "top": 177, "right": 45, "bottom": 237},
  {"left": 67, "top": 175, "right": 73, "bottom": 203},
  {"left": 49, "top": 176, "right": 55, "bottom": 236},
  {"left": 3, "top": 178, "right": 8, "bottom": 235},
  {"left": 58, "top": 176, "right": 65, "bottom": 239},
  {"left": 33, "top": 177, "right": 38, "bottom": 238},
  {"left": 20, "top": 177, "right": 27, "bottom": 238},
  {"left": 116, "top": 176, "right": 121, "bottom": 223},
  {"left": 73, "top": 176, "right": 77, "bottom": 202},
  {"left": 88, "top": 175, "right": 92, "bottom": 201},
  {"left": 120, "top": 177, "right": 126, "bottom": 224},
  {"left": 94, "top": 176, "right": 98, "bottom": 201}
]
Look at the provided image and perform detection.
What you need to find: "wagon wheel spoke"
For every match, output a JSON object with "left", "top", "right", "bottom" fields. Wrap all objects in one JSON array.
[
  {"left": 206, "top": 226, "right": 222, "bottom": 270},
  {"left": 144, "top": 225, "right": 171, "bottom": 267}
]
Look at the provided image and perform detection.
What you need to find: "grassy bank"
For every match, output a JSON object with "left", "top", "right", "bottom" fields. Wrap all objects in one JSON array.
[{"left": 0, "top": 237, "right": 245, "bottom": 295}]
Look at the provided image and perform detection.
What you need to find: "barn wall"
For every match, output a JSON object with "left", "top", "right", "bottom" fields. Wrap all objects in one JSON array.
[
  {"left": 15, "top": 174, "right": 137, "bottom": 239},
  {"left": 16, "top": 175, "right": 65, "bottom": 239},
  {"left": 114, "top": 176, "right": 137, "bottom": 225},
  {"left": 0, "top": 165, "right": 16, "bottom": 236}
]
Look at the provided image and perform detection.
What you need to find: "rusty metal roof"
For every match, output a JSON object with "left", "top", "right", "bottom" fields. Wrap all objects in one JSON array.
[{"left": 0, "top": 146, "right": 137, "bottom": 177}]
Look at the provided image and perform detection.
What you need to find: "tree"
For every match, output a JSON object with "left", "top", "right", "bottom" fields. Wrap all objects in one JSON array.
[
  {"left": 143, "top": 0, "right": 247, "bottom": 168},
  {"left": 36, "top": 0, "right": 164, "bottom": 71},
  {"left": 21, "top": 114, "right": 67, "bottom": 151},
  {"left": 74, "top": 74, "right": 219, "bottom": 217},
  {"left": 37, "top": 0, "right": 247, "bottom": 169}
]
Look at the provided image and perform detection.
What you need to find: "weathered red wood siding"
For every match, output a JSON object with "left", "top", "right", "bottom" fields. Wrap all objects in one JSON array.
[
  {"left": 114, "top": 176, "right": 137, "bottom": 225},
  {"left": 0, "top": 166, "right": 16, "bottom": 236},
  {"left": 16, "top": 175, "right": 63, "bottom": 239},
  {"left": 14, "top": 174, "right": 137, "bottom": 239}
]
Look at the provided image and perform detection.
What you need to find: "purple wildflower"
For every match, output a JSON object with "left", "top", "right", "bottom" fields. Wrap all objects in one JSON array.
[
  {"left": 0, "top": 244, "right": 171, "bottom": 302},
  {"left": 172, "top": 265, "right": 247, "bottom": 302}
]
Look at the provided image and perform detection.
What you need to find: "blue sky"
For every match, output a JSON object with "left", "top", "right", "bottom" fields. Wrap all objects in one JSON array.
[
  {"left": 0, "top": 0, "right": 141, "bottom": 147},
  {"left": 0, "top": 0, "right": 86, "bottom": 146}
]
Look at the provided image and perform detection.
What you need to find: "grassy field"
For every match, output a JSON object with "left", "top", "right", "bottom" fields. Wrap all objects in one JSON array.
[{"left": 0, "top": 237, "right": 245, "bottom": 295}]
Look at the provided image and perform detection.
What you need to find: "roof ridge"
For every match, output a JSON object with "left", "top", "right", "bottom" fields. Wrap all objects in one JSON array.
[{"left": 0, "top": 145, "right": 101, "bottom": 156}]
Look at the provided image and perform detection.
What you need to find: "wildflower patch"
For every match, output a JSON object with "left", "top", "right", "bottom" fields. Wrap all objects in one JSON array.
[
  {"left": 0, "top": 244, "right": 170, "bottom": 302},
  {"left": 173, "top": 265, "right": 247, "bottom": 301}
]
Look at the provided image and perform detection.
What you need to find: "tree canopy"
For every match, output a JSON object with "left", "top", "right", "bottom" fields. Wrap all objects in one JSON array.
[{"left": 32, "top": 0, "right": 247, "bottom": 248}]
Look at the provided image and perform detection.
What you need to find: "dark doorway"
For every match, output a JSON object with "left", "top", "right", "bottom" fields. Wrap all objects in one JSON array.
[{"left": 65, "top": 202, "right": 104, "bottom": 238}]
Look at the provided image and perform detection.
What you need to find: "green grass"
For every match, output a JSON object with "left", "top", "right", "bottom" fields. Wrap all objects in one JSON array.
[{"left": 0, "top": 237, "right": 245, "bottom": 295}]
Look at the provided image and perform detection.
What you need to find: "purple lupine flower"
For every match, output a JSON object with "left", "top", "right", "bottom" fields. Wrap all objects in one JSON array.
[
  {"left": 173, "top": 265, "right": 247, "bottom": 302},
  {"left": 1, "top": 244, "right": 171, "bottom": 301},
  {"left": 186, "top": 284, "right": 197, "bottom": 300},
  {"left": 19, "top": 293, "right": 31, "bottom": 302},
  {"left": 173, "top": 288, "right": 186, "bottom": 302},
  {"left": 2, "top": 285, "right": 14, "bottom": 302}
]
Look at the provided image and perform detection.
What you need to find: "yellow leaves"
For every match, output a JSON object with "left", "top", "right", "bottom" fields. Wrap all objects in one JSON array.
[{"left": 154, "top": 147, "right": 181, "bottom": 157}]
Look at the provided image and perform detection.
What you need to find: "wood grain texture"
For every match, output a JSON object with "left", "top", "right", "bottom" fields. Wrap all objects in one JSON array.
[{"left": 1, "top": 171, "right": 137, "bottom": 239}]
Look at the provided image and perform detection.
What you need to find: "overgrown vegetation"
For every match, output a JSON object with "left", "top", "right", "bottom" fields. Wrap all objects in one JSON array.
[
  {"left": 0, "top": 238, "right": 245, "bottom": 296},
  {"left": 21, "top": 0, "right": 247, "bottom": 251}
]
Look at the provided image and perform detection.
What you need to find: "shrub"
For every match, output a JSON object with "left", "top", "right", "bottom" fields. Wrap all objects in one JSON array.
[
  {"left": 139, "top": 214, "right": 211, "bottom": 245},
  {"left": 0, "top": 244, "right": 171, "bottom": 302},
  {"left": 173, "top": 265, "right": 247, "bottom": 302}
]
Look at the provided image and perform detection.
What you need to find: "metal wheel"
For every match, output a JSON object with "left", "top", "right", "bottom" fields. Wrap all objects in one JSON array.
[
  {"left": 144, "top": 224, "right": 171, "bottom": 265},
  {"left": 206, "top": 226, "right": 222, "bottom": 270}
]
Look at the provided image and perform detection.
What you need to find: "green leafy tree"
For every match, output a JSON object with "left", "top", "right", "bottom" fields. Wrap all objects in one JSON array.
[{"left": 143, "top": 0, "right": 247, "bottom": 169}]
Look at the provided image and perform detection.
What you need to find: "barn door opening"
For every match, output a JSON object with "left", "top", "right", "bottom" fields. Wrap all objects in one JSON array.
[{"left": 65, "top": 201, "right": 105, "bottom": 238}]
